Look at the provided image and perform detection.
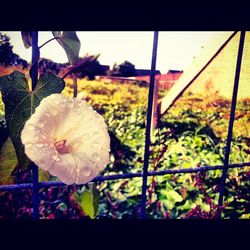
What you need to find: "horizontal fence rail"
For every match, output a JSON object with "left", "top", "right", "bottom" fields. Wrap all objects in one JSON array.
[{"left": 0, "top": 162, "right": 249, "bottom": 191}]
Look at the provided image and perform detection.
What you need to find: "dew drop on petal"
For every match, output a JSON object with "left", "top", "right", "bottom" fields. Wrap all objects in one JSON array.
[
  {"left": 42, "top": 130, "right": 49, "bottom": 136},
  {"left": 34, "top": 135, "right": 39, "bottom": 140},
  {"left": 37, "top": 121, "right": 45, "bottom": 128},
  {"left": 26, "top": 145, "right": 34, "bottom": 153},
  {"left": 68, "top": 164, "right": 75, "bottom": 174},
  {"left": 92, "top": 141, "right": 100, "bottom": 149},
  {"left": 51, "top": 153, "right": 61, "bottom": 162},
  {"left": 26, "top": 124, "right": 36, "bottom": 131},
  {"left": 38, "top": 160, "right": 46, "bottom": 168},
  {"left": 35, "top": 143, "right": 44, "bottom": 148},
  {"left": 51, "top": 109, "right": 58, "bottom": 116},
  {"left": 97, "top": 116, "right": 103, "bottom": 122},
  {"left": 83, "top": 133, "right": 90, "bottom": 140},
  {"left": 82, "top": 167, "right": 92, "bottom": 177},
  {"left": 68, "top": 102, "right": 73, "bottom": 109},
  {"left": 41, "top": 134, "right": 47, "bottom": 140},
  {"left": 92, "top": 152, "right": 101, "bottom": 163}
]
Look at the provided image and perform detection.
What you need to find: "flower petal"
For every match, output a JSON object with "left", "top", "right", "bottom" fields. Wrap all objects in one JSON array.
[
  {"left": 21, "top": 93, "right": 110, "bottom": 185},
  {"left": 23, "top": 143, "right": 56, "bottom": 171},
  {"left": 49, "top": 153, "right": 77, "bottom": 185},
  {"left": 73, "top": 153, "right": 100, "bottom": 185}
]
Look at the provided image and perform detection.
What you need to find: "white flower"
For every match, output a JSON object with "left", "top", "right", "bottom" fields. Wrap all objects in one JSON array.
[{"left": 21, "top": 93, "right": 110, "bottom": 185}]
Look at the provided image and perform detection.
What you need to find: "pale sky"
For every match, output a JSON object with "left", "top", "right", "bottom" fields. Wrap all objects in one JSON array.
[{"left": 2, "top": 31, "right": 231, "bottom": 73}]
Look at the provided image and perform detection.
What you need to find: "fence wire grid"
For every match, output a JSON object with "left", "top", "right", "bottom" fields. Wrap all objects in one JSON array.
[{"left": 0, "top": 31, "right": 249, "bottom": 219}]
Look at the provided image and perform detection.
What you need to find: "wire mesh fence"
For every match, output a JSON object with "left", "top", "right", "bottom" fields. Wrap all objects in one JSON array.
[{"left": 0, "top": 31, "right": 249, "bottom": 219}]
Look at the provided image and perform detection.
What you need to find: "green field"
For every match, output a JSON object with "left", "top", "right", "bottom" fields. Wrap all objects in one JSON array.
[
  {"left": 63, "top": 78, "right": 250, "bottom": 219},
  {"left": 0, "top": 77, "right": 249, "bottom": 219}
]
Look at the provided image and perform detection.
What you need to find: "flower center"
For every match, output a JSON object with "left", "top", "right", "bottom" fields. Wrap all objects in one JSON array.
[{"left": 54, "top": 139, "right": 72, "bottom": 154}]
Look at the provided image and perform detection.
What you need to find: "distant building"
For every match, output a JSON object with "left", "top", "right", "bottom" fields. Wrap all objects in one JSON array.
[
  {"left": 159, "top": 70, "right": 183, "bottom": 89},
  {"left": 96, "top": 67, "right": 182, "bottom": 88},
  {"left": 136, "top": 69, "right": 161, "bottom": 76},
  {"left": 134, "top": 69, "right": 161, "bottom": 84},
  {"left": 135, "top": 69, "right": 183, "bottom": 89}
]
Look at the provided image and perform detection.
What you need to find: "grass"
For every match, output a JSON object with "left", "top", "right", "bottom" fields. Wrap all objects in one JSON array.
[
  {"left": 63, "top": 77, "right": 149, "bottom": 109},
  {"left": 0, "top": 68, "right": 250, "bottom": 219}
]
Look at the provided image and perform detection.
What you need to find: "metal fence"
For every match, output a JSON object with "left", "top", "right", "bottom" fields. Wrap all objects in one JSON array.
[{"left": 0, "top": 31, "right": 249, "bottom": 219}]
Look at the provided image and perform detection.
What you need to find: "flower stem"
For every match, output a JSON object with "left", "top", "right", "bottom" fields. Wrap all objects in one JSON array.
[
  {"left": 38, "top": 37, "right": 60, "bottom": 50},
  {"left": 62, "top": 70, "right": 71, "bottom": 80},
  {"left": 73, "top": 76, "right": 78, "bottom": 98}
]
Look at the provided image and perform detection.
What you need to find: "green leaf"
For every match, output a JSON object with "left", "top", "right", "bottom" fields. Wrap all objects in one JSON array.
[
  {"left": 72, "top": 191, "right": 81, "bottom": 204},
  {"left": 52, "top": 31, "right": 80, "bottom": 64},
  {"left": 0, "top": 138, "right": 17, "bottom": 184},
  {"left": 39, "top": 169, "right": 50, "bottom": 182},
  {"left": 162, "top": 199, "right": 174, "bottom": 210},
  {"left": 0, "top": 137, "right": 50, "bottom": 182},
  {"left": 80, "top": 183, "right": 100, "bottom": 219},
  {"left": 162, "top": 190, "right": 183, "bottom": 203},
  {"left": 21, "top": 31, "right": 32, "bottom": 49},
  {"left": 240, "top": 214, "right": 250, "bottom": 219},
  {"left": 0, "top": 71, "right": 65, "bottom": 171}
]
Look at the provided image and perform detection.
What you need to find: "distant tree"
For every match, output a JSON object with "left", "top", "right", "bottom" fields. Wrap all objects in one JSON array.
[
  {"left": 119, "top": 60, "right": 136, "bottom": 77},
  {"left": 38, "top": 56, "right": 106, "bottom": 80},
  {"left": 0, "top": 33, "right": 29, "bottom": 69},
  {"left": 38, "top": 58, "right": 69, "bottom": 75},
  {"left": 0, "top": 33, "right": 13, "bottom": 66},
  {"left": 111, "top": 60, "right": 136, "bottom": 77},
  {"left": 78, "top": 59, "right": 106, "bottom": 80},
  {"left": 111, "top": 62, "right": 121, "bottom": 76}
]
